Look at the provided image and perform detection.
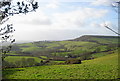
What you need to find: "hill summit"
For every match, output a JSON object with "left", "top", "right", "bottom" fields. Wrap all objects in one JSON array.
[{"left": 69, "top": 35, "right": 119, "bottom": 45}]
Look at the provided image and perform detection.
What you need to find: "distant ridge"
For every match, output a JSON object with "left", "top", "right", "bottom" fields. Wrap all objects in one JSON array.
[{"left": 72, "top": 35, "right": 119, "bottom": 41}]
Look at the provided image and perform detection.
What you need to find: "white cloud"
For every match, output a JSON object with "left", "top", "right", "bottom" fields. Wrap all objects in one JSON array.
[
  {"left": 52, "top": 8, "right": 108, "bottom": 29},
  {"left": 46, "top": 4, "right": 58, "bottom": 9},
  {"left": 91, "top": 0, "right": 113, "bottom": 6},
  {"left": 89, "top": 21, "right": 118, "bottom": 35},
  {"left": 45, "top": 2, "right": 59, "bottom": 9},
  {"left": 90, "top": 21, "right": 114, "bottom": 28},
  {"left": 10, "top": 7, "right": 107, "bottom": 30},
  {"left": 9, "top": 10, "right": 51, "bottom": 26},
  {"left": 3, "top": 2, "right": 114, "bottom": 42},
  {"left": 38, "top": 0, "right": 95, "bottom": 2},
  {"left": 41, "top": 0, "right": 60, "bottom": 9}
]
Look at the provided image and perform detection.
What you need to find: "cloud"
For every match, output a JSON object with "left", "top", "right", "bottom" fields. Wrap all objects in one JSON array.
[
  {"left": 52, "top": 8, "right": 108, "bottom": 29},
  {"left": 90, "top": 21, "right": 115, "bottom": 28},
  {"left": 12, "top": 7, "right": 109, "bottom": 41},
  {"left": 45, "top": 2, "right": 59, "bottom": 9},
  {"left": 91, "top": 0, "right": 113, "bottom": 6},
  {"left": 10, "top": 10, "right": 52, "bottom": 26},
  {"left": 89, "top": 21, "right": 118, "bottom": 35},
  {"left": 38, "top": 0, "right": 97, "bottom": 3},
  {"left": 11, "top": 7, "right": 107, "bottom": 30},
  {"left": 13, "top": 26, "right": 79, "bottom": 41},
  {"left": 4, "top": 2, "right": 115, "bottom": 42},
  {"left": 40, "top": 0, "right": 60, "bottom": 9}
]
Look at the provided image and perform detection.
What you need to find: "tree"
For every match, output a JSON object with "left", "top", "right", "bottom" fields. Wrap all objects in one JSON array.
[
  {"left": 65, "top": 58, "right": 81, "bottom": 64},
  {"left": 0, "top": 0, "right": 39, "bottom": 62},
  {"left": 95, "top": 47, "right": 101, "bottom": 53}
]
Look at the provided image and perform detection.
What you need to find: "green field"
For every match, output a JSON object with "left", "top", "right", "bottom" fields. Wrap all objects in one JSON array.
[
  {"left": 9, "top": 36, "right": 119, "bottom": 58},
  {"left": 2, "top": 35, "right": 119, "bottom": 79},
  {"left": 3, "top": 53, "right": 118, "bottom": 79},
  {"left": 4, "top": 56, "right": 42, "bottom": 63}
]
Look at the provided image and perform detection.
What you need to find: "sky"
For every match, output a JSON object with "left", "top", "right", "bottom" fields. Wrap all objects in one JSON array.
[{"left": 1, "top": 0, "right": 119, "bottom": 42}]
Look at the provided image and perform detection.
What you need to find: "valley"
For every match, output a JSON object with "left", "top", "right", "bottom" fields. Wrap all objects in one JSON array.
[{"left": 2, "top": 35, "right": 119, "bottom": 79}]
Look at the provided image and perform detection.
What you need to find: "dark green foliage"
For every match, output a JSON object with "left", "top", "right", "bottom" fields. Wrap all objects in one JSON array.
[
  {"left": 2, "top": 60, "right": 14, "bottom": 69},
  {"left": 3, "top": 58, "right": 39, "bottom": 68},
  {"left": 106, "top": 44, "right": 118, "bottom": 51},
  {"left": 19, "top": 58, "right": 37, "bottom": 67},
  {"left": 65, "top": 58, "right": 81, "bottom": 64},
  {"left": 80, "top": 54, "right": 93, "bottom": 60},
  {"left": 95, "top": 47, "right": 101, "bottom": 53}
]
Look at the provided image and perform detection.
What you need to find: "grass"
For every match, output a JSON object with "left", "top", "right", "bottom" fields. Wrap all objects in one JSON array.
[
  {"left": 40, "top": 56, "right": 47, "bottom": 59},
  {"left": 12, "top": 37, "right": 118, "bottom": 59},
  {"left": 18, "top": 40, "right": 102, "bottom": 57},
  {"left": 3, "top": 52, "right": 118, "bottom": 79},
  {"left": 21, "top": 46, "right": 40, "bottom": 52},
  {"left": 92, "top": 52, "right": 109, "bottom": 58},
  {"left": 91, "top": 37, "right": 119, "bottom": 44},
  {"left": 4, "top": 56, "right": 42, "bottom": 63},
  {"left": 18, "top": 43, "right": 35, "bottom": 47},
  {"left": 5, "top": 53, "right": 19, "bottom": 55},
  {"left": 53, "top": 61, "right": 65, "bottom": 63}
]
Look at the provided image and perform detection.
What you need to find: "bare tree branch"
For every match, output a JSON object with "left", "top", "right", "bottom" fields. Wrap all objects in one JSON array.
[
  {"left": 105, "top": 25, "right": 120, "bottom": 35},
  {"left": 104, "top": 1, "right": 120, "bottom": 36},
  {"left": 0, "top": 0, "right": 39, "bottom": 61}
]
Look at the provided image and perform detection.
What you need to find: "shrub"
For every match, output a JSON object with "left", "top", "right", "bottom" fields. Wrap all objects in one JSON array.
[
  {"left": 65, "top": 58, "right": 81, "bottom": 64},
  {"left": 80, "top": 54, "right": 92, "bottom": 60},
  {"left": 3, "top": 58, "right": 39, "bottom": 68}
]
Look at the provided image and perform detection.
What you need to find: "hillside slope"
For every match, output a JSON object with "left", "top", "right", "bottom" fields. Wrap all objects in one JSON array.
[
  {"left": 3, "top": 53, "right": 118, "bottom": 79},
  {"left": 4, "top": 35, "right": 118, "bottom": 65},
  {"left": 71, "top": 35, "right": 119, "bottom": 44}
]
